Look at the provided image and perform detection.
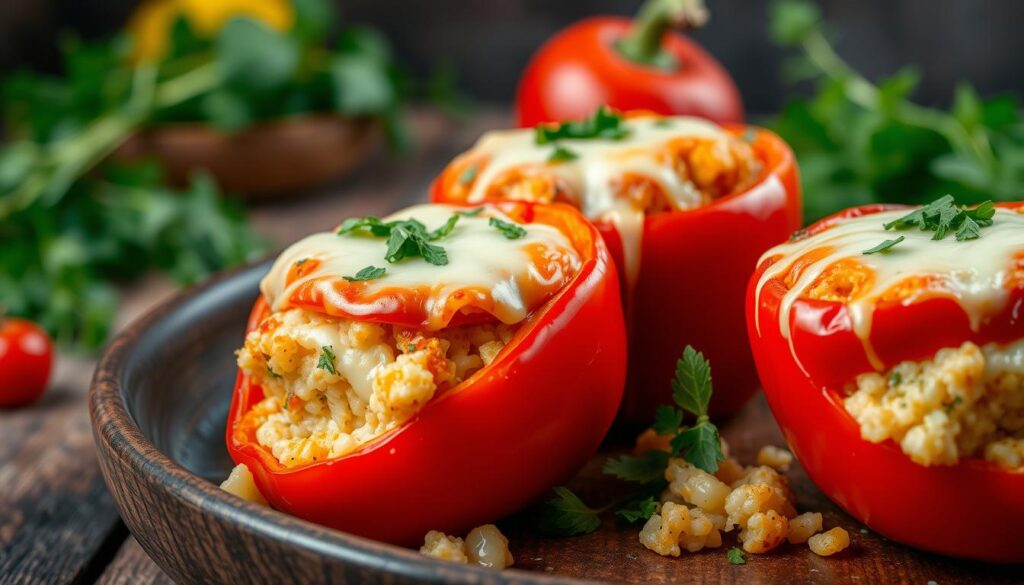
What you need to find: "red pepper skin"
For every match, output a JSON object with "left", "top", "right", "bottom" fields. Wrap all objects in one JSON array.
[
  {"left": 515, "top": 17, "right": 743, "bottom": 128},
  {"left": 226, "top": 202, "right": 627, "bottom": 546},
  {"left": 432, "top": 126, "right": 800, "bottom": 421},
  {"left": 747, "top": 204, "right": 1024, "bottom": 562}
]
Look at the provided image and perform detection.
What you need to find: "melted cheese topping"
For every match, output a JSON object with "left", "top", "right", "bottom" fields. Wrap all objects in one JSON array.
[
  {"left": 261, "top": 204, "right": 581, "bottom": 330},
  {"left": 457, "top": 115, "right": 754, "bottom": 287},
  {"left": 755, "top": 208, "right": 1024, "bottom": 369}
]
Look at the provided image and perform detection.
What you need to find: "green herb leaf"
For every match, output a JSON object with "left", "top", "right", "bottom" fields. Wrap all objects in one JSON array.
[
  {"left": 672, "top": 345, "right": 713, "bottom": 418},
  {"left": 456, "top": 207, "right": 484, "bottom": 217},
  {"left": 385, "top": 221, "right": 449, "bottom": 265},
  {"left": 652, "top": 405, "right": 684, "bottom": 436},
  {"left": 603, "top": 451, "right": 670, "bottom": 484},
  {"left": 670, "top": 420, "right": 724, "bottom": 474},
  {"left": 535, "top": 106, "right": 629, "bottom": 144},
  {"left": 955, "top": 215, "right": 982, "bottom": 241},
  {"left": 862, "top": 236, "right": 905, "bottom": 255},
  {"left": 616, "top": 497, "right": 658, "bottom": 523},
  {"left": 548, "top": 145, "right": 579, "bottom": 163},
  {"left": 489, "top": 217, "right": 527, "bottom": 239},
  {"left": 537, "top": 487, "right": 602, "bottom": 536},
  {"left": 889, "top": 371, "right": 903, "bottom": 386},
  {"left": 343, "top": 265, "right": 387, "bottom": 282},
  {"left": 727, "top": 547, "right": 747, "bottom": 565},
  {"left": 266, "top": 365, "right": 282, "bottom": 379},
  {"left": 458, "top": 165, "right": 478, "bottom": 184},
  {"left": 337, "top": 216, "right": 391, "bottom": 237},
  {"left": 428, "top": 214, "right": 459, "bottom": 240},
  {"left": 317, "top": 345, "right": 337, "bottom": 375}
]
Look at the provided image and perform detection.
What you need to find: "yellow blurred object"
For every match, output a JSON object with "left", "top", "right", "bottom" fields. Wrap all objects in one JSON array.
[{"left": 128, "top": 0, "right": 295, "bottom": 62}]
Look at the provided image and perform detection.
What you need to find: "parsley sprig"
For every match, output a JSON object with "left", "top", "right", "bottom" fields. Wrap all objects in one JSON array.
[
  {"left": 343, "top": 265, "right": 387, "bottom": 282},
  {"left": 535, "top": 106, "right": 630, "bottom": 144},
  {"left": 317, "top": 345, "right": 337, "bottom": 375},
  {"left": 862, "top": 195, "right": 996, "bottom": 254},
  {"left": 538, "top": 345, "right": 725, "bottom": 537},
  {"left": 338, "top": 214, "right": 464, "bottom": 266}
]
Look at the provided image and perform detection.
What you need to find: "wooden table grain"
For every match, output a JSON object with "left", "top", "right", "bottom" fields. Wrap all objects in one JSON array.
[{"left": 1, "top": 108, "right": 1019, "bottom": 585}]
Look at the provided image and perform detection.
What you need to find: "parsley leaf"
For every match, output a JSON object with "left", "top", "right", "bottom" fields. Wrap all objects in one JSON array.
[
  {"left": 548, "top": 145, "right": 579, "bottom": 163},
  {"left": 266, "top": 364, "right": 282, "bottom": 379},
  {"left": 537, "top": 487, "right": 602, "bottom": 536},
  {"left": 862, "top": 236, "right": 905, "bottom": 255},
  {"left": 428, "top": 214, "right": 459, "bottom": 240},
  {"left": 337, "top": 215, "right": 391, "bottom": 237},
  {"left": 671, "top": 420, "right": 724, "bottom": 474},
  {"left": 535, "top": 106, "right": 630, "bottom": 144},
  {"left": 955, "top": 215, "right": 982, "bottom": 241},
  {"left": 616, "top": 497, "right": 658, "bottom": 523},
  {"left": 727, "top": 547, "right": 747, "bottom": 565},
  {"left": 489, "top": 217, "right": 527, "bottom": 239},
  {"left": 384, "top": 221, "right": 449, "bottom": 265},
  {"left": 343, "top": 265, "right": 386, "bottom": 282},
  {"left": 458, "top": 165, "right": 477, "bottom": 184},
  {"left": 456, "top": 207, "right": 484, "bottom": 217},
  {"left": 317, "top": 345, "right": 337, "bottom": 375},
  {"left": 672, "top": 345, "right": 713, "bottom": 418},
  {"left": 652, "top": 404, "right": 683, "bottom": 436},
  {"left": 603, "top": 450, "right": 670, "bottom": 484}
]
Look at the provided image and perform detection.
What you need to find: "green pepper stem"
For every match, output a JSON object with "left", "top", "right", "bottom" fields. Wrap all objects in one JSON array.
[{"left": 616, "top": 0, "right": 708, "bottom": 70}]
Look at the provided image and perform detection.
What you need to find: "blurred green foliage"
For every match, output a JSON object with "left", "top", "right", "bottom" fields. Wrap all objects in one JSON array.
[
  {"left": 0, "top": 0, "right": 407, "bottom": 350},
  {"left": 768, "top": 0, "right": 1024, "bottom": 224}
]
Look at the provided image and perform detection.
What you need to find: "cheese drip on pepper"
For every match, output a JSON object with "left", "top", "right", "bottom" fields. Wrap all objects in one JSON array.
[
  {"left": 452, "top": 115, "right": 760, "bottom": 288},
  {"left": 261, "top": 204, "right": 582, "bottom": 330},
  {"left": 754, "top": 207, "right": 1024, "bottom": 370}
]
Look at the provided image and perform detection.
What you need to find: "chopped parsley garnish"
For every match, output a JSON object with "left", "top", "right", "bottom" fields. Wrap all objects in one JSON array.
[
  {"left": 343, "top": 265, "right": 387, "bottom": 282},
  {"left": 889, "top": 371, "right": 903, "bottom": 386},
  {"left": 943, "top": 396, "right": 963, "bottom": 413},
  {"left": 538, "top": 345, "right": 725, "bottom": 536},
  {"left": 727, "top": 547, "right": 747, "bottom": 565},
  {"left": 458, "top": 165, "right": 478, "bottom": 184},
  {"left": 266, "top": 365, "right": 282, "bottom": 379},
  {"left": 338, "top": 214, "right": 458, "bottom": 266},
  {"left": 385, "top": 221, "right": 449, "bottom": 265},
  {"left": 864, "top": 196, "right": 996, "bottom": 254},
  {"left": 456, "top": 207, "right": 485, "bottom": 217},
  {"left": 882, "top": 195, "right": 995, "bottom": 240},
  {"left": 489, "top": 217, "right": 527, "bottom": 239},
  {"left": 428, "top": 214, "right": 460, "bottom": 240},
  {"left": 337, "top": 215, "right": 392, "bottom": 237},
  {"left": 862, "top": 236, "right": 905, "bottom": 255},
  {"left": 548, "top": 145, "right": 579, "bottom": 163},
  {"left": 317, "top": 345, "right": 337, "bottom": 375},
  {"left": 535, "top": 106, "right": 630, "bottom": 144}
]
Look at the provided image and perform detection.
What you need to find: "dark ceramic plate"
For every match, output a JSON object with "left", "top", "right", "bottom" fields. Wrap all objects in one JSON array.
[{"left": 89, "top": 262, "right": 1020, "bottom": 585}]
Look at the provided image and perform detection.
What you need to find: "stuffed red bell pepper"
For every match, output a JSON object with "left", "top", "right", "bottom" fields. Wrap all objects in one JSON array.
[
  {"left": 747, "top": 198, "right": 1024, "bottom": 562},
  {"left": 223, "top": 202, "right": 626, "bottom": 545},
  {"left": 431, "top": 108, "right": 801, "bottom": 420}
]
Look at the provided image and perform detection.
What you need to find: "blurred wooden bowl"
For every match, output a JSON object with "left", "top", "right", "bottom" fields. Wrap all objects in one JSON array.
[{"left": 116, "top": 114, "right": 380, "bottom": 199}]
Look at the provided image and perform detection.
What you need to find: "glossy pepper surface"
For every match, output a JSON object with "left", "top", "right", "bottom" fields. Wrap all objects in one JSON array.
[{"left": 747, "top": 203, "right": 1024, "bottom": 562}]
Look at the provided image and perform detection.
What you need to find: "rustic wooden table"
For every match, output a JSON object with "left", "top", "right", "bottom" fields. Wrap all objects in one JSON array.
[{"left": 0, "top": 109, "right": 1019, "bottom": 585}]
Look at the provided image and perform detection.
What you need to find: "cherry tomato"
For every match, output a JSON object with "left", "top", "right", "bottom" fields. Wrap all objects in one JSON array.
[
  {"left": 0, "top": 318, "right": 54, "bottom": 408},
  {"left": 515, "top": 0, "right": 743, "bottom": 127}
]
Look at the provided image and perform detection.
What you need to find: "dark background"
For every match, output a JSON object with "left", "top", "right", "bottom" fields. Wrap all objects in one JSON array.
[{"left": 1, "top": 0, "right": 1021, "bottom": 115}]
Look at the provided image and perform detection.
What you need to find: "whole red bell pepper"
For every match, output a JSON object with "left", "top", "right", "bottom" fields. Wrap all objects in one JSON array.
[
  {"left": 747, "top": 203, "right": 1024, "bottom": 562},
  {"left": 430, "top": 119, "right": 801, "bottom": 421},
  {"left": 226, "top": 202, "right": 626, "bottom": 546},
  {"left": 515, "top": 0, "right": 743, "bottom": 128}
]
